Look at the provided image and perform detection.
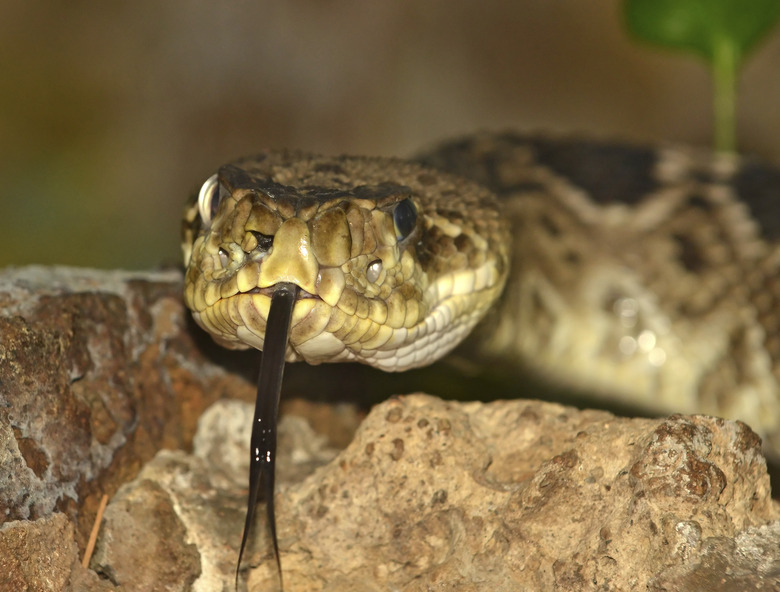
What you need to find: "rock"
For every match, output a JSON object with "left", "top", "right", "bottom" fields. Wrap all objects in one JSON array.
[
  {"left": 90, "top": 470, "right": 202, "bottom": 591},
  {"left": 0, "top": 513, "right": 78, "bottom": 592},
  {"left": 650, "top": 522, "right": 780, "bottom": 591},
  {"left": 0, "top": 512, "right": 113, "bottom": 592},
  {"left": 96, "top": 396, "right": 779, "bottom": 591},
  {"left": 0, "top": 266, "right": 256, "bottom": 590},
  {"left": 91, "top": 401, "right": 342, "bottom": 591},
  {"left": 1, "top": 266, "right": 779, "bottom": 591},
  {"left": 0, "top": 266, "right": 255, "bottom": 537}
]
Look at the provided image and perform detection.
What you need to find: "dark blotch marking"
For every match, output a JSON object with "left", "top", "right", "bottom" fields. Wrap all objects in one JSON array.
[
  {"left": 454, "top": 234, "right": 471, "bottom": 253},
  {"left": 672, "top": 233, "right": 706, "bottom": 274},
  {"left": 539, "top": 213, "right": 561, "bottom": 237},
  {"left": 353, "top": 183, "right": 412, "bottom": 202},
  {"left": 564, "top": 251, "right": 581, "bottom": 266},
  {"left": 551, "top": 449, "right": 579, "bottom": 469},
  {"left": 686, "top": 194, "right": 714, "bottom": 213},
  {"left": 418, "top": 133, "right": 660, "bottom": 205},
  {"left": 416, "top": 172, "right": 438, "bottom": 186},
  {"left": 528, "top": 137, "right": 661, "bottom": 205},
  {"left": 732, "top": 161, "right": 780, "bottom": 241},
  {"left": 313, "top": 163, "right": 347, "bottom": 175}
]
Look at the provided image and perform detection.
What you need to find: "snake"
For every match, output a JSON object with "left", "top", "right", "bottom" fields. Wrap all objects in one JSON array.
[{"left": 181, "top": 131, "right": 780, "bottom": 585}]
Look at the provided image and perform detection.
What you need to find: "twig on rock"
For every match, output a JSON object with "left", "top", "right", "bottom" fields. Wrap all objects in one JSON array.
[{"left": 82, "top": 494, "right": 109, "bottom": 568}]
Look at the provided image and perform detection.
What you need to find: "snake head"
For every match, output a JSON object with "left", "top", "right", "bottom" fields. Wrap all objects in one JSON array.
[{"left": 182, "top": 150, "right": 509, "bottom": 371}]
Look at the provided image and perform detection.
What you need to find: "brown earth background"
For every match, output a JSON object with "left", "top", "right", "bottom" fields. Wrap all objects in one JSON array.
[{"left": 2, "top": 1, "right": 780, "bottom": 270}]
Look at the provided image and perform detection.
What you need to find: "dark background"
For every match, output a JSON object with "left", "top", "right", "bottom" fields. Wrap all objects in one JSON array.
[{"left": 3, "top": 1, "right": 780, "bottom": 270}]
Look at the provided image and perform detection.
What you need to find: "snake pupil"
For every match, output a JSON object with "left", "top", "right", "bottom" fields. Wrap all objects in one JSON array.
[{"left": 393, "top": 198, "right": 417, "bottom": 241}]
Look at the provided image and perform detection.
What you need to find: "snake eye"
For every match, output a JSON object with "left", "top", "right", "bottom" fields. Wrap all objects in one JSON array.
[
  {"left": 393, "top": 198, "right": 417, "bottom": 241},
  {"left": 197, "top": 174, "right": 224, "bottom": 225}
]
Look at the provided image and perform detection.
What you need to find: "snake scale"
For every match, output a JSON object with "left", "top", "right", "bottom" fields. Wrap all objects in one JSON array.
[{"left": 182, "top": 131, "right": 780, "bottom": 585}]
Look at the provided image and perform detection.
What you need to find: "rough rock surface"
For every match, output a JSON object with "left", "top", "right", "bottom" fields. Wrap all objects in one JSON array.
[
  {"left": 0, "top": 266, "right": 257, "bottom": 591},
  {"left": 1, "top": 266, "right": 779, "bottom": 591},
  {"left": 0, "top": 267, "right": 257, "bottom": 538},
  {"left": 96, "top": 397, "right": 779, "bottom": 592}
]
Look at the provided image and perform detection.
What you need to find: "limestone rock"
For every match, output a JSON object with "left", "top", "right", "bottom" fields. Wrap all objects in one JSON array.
[
  {"left": 95, "top": 396, "right": 779, "bottom": 591},
  {"left": 0, "top": 513, "right": 79, "bottom": 592},
  {"left": 650, "top": 522, "right": 780, "bottom": 591},
  {"left": 91, "top": 401, "right": 342, "bottom": 591},
  {"left": 0, "top": 513, "right": 113, "bottom": 592},
  {"left": 0, "top": 266, "right": 255, "bottom": 537},
  {"left": 0, "top": 266, "right": 256, "bottom": 590}
]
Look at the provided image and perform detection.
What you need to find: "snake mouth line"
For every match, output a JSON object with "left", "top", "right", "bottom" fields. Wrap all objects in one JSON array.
[{"left": 244, "top": 285, "right": 319, "bottom": 299}]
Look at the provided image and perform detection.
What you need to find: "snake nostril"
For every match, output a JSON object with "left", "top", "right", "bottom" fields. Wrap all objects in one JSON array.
[{"left": 248, "top": 230, "right": 274, "bottom": 253}]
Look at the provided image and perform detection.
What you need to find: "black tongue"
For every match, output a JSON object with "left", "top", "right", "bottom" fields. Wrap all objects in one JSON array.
[{"left": 236, "top": 282, "right": 298, "bottom": 591}]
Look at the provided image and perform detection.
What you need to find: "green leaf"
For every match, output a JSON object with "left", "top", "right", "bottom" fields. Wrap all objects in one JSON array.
[{"left": 624, "top": 0, "right": 780, "bottom": 63}]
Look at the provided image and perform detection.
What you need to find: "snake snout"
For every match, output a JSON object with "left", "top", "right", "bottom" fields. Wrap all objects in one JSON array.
[{"left": 255, "top": 218, "right": 319, "bottom": 295}]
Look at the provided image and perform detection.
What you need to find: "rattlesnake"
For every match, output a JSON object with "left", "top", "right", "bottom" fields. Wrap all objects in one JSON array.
[{"left": 182, "top": 131, "right": 780, "bottom": 585}]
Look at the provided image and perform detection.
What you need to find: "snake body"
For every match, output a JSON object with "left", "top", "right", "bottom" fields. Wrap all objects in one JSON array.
[{"left": 183, "top": 132, "right": 780, "bottom": 459}]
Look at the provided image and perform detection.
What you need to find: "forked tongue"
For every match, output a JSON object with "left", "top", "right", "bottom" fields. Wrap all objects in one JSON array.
[{"left": 236, "top": 282, "right": 298, "bottom": 591}]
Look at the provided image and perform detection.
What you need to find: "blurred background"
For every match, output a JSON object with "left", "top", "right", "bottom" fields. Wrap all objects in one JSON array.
[{"left": 3, "top": 1, "right": 780, "bottom": 270}]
